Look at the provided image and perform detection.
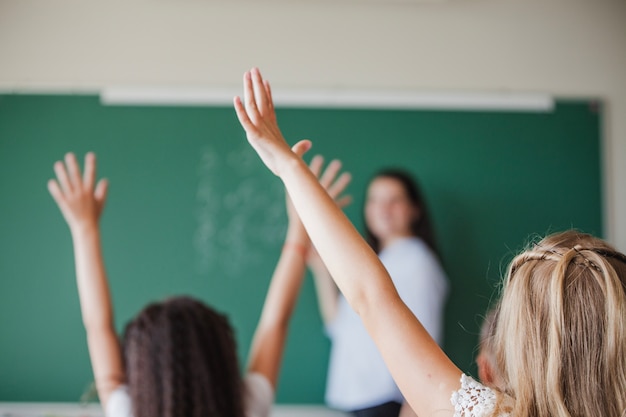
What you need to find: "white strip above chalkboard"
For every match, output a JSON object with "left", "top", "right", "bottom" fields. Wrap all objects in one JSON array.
[
  {"left": 100, "top": 87, "right": 554, "bottom": 112},
  {"left": 0, "top": 403, "right": 347, "bottom": 417}
]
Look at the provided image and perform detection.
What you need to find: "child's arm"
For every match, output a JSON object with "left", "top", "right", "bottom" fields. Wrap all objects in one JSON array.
[
  {"left": 308, "top": 249, "right": 338, "bottom": 326},
  {"left": 246, "top": 181, "right": 308, "bottom": 388},
  {"left": 399, "top": 402, "right": 419, "bottom": 417},
  {"left": 246, "top": 89, "right": 328, "bottom": 389},
  {"left": 305, "top": 156, "right": 352, "bottom": 326},
  {"left": 235, "top": 68, "right": 463, "bottom": 417},
  {"left": 48, "top": 153, "right": 124, "bottom": 406}
]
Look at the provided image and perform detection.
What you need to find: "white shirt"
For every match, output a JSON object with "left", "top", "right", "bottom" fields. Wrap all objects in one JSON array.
[
  {"left": 325, "top": 237, "right": 449, "bottom": 410},
  {"left": 105, "top": 373, "right": 273, "bottom": 417},
  {"left": 451, "top": 374, "right": 513, "bottom": 417}
]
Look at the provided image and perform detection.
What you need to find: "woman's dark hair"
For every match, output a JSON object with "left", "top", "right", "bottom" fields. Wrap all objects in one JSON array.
[
  {"left": 364, "top": 169, "right": 440, "bottom": 258},
  {"left": 122, "top": 296, "right": 245, "bottom": 417}
]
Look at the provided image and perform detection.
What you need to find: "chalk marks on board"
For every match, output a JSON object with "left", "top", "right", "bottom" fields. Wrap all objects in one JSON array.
[
  {"left": 194, "top": 145, "right": 285, "bottom": 277},
  {"left": 194, "top": 147, "right": 220, "bottom": 275}
]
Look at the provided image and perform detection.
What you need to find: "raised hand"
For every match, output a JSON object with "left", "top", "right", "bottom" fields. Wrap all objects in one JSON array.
[
  {"left": 285, "top": 153, "right": 352, "bottom": 237},
  {"left": 48, "top": 152, "right": 108, "bottom": 230},
  {"left": 233, "top": 68, "right": 296, "bottom": 176},
  {"left": 309, "top": 155, "right": 352, "bottom": 210},
  {"left": 48, "top": 152, "right": 123, "bottom": 406}
]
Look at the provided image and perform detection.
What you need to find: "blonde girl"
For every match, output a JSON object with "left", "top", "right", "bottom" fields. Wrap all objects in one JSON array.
[{"left": 234, "top": 67, "right": 626, "bottom": 417}]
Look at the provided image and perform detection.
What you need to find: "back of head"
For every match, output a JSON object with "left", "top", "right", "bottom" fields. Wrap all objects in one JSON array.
[
  {"left": 477, "top": 308, "right": 504, "bottom": 390},
  {"left": 122, "top": 296, "right": 245, "bottom": 417},
  {"left": 493, "top": 231, "right": 626, "bottom": 417}
]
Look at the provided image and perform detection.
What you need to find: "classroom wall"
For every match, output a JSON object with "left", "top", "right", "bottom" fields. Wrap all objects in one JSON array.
[{"left": 0, "top": 0, "right": 624, "bottom": 251}]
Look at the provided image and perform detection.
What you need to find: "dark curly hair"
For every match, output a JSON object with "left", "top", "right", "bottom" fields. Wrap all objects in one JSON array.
[
  {"left": 122, "top": 296, "right": 245, "bottom": 417},
  {"left": 364, "top": 169, "right": 440, "bottom": 258}
]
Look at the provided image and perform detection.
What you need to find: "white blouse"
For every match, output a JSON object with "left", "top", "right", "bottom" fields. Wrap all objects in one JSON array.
[
  {"left": 105, "top": 373, "right": 273, "bottom": 417},
  {"left": 451, "top": 374, "right": 514, "bottom": 417},
  {"left": 325, "top": 237, "right": 449, "bottom": 410}
]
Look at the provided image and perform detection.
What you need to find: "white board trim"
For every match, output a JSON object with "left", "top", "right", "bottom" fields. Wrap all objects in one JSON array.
[{"left": 100, "top": 87, "right": 554, "bottom": 112}]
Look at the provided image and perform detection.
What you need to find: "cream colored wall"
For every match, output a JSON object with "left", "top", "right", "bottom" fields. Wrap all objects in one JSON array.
[{"left": 1, "top": 0, "right": 624, "bottom": 250}]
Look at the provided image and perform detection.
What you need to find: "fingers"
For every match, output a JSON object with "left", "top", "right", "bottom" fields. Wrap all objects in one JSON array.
[
  {"left": 237, "top": 68, "right": 276, "bottom": 127},
  {"left": 291, "top": 140, "right": 312, "bottom": 158},
  {"left": 263, "top": 80, "right": 272, "bottom": 104},
  {"left": 328, "top": 171, "right": 352, "bottom": 200},
  {"left": 94, "top": 179, "right": 109, "bottom": 203},
  {"left": 50, "top": 152, "right": 105, "bottom": 204},
  {"left": 309, "top": 155, "right": 324, "bottom": 178},
  {"left": 49, "top": 153, "right": 107, "bottom": 226},
  {"left": 94, "top": 179, "right": 109, "bottom": 215},
  {"left": 319, "top": 159, "right": 342, "bottom": 189},
  {"left": 251, "top": 68, "right": 270, "bottom": 116},
  {"left": 47, "top": 179, "right": 68, "bottom": 211},
  {"left": 263, "top": 80, "right": 276, "bottom": 122},
  {"left": 236, "top": 68, "right": 279, "bottom": 132},
  {"left": 243, "top": 71, "right": 261, "bottom": 123},
  {"left": 83, "top": 152, "right": 96, "bottom": 190},
  {"left": 307, "top": 155, "right": 353, "bottom": 207},
  {"left": 65, "top": 153, "right": 82, "bottom": 189},
  {"left": 336, "top": 195, "right": 353, "bottom": 209},
  {"left": 54, "top": 152, "right": 93, "bottom": 194},
  {"left": 233, "top": 96, "right": 257, "bottom": 134},
  {"left": 53, "top": 160, "right": 73, "bottom": 194}
]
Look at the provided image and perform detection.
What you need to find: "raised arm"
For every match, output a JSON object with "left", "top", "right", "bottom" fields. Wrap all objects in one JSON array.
[
  {"left": 48, "top": 153, "right": 124, "bottom": 406},
  {"left": 246, "top": 179, "right": 308, "bottom": 387},
  {"left": 234, "top": 68, "right": 463, "bottom": 417},
  {"left": 305, "top": 156, "right": 352, "bottom": 326},
  {"left": 399, "top": 402, "right": 419, "bottom": 417},
  {"left": 245, "top": 86, "right": 315, "bottom": 389},
  {"left": 248, "top": 149, "right": 352, "bottom": 387}
]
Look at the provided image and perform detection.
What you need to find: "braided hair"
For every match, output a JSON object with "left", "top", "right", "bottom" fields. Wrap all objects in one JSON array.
[
  {"left": 492, "top": 230, "right": 626, "bottom": 417},
  {"left": 122, "top": 296, "right": 245, "bottom": 417}
]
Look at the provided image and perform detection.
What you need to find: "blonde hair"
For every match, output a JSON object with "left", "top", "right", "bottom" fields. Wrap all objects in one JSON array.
[
  {"left": 493, "top": 230, "right": 626, "bottom": 417},
  {"left": 477, "top": 308, "right": 504, "bottom": 389}
]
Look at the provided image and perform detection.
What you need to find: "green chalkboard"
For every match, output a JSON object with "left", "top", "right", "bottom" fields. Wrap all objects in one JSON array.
[{"left": 0, "top": 95, "right": 602, "bottom": 403}]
